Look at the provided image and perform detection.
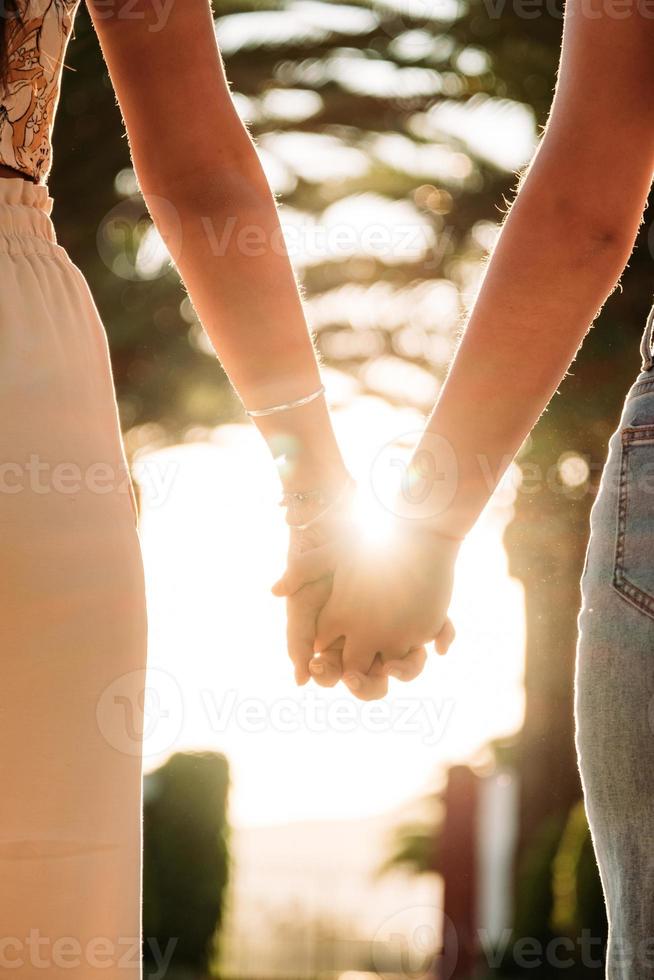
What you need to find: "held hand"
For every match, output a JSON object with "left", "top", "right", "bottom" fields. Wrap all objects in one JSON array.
[
  {"left": 274, "top": 502, "right": 460, "bottom": 700},
  {"left": 313, "top": 521, "right": 459, "bottom": 699},
  {"left": 272, "top": 482, "right": 354, "bottom": 688},
  {"left": 277, "top": 525, "right": 343, "bottom": 687}
]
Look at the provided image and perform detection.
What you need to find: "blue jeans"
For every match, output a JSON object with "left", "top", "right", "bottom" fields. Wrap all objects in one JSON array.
[{"left": 576, "top": 307, "right": 654, "bottom": 978}]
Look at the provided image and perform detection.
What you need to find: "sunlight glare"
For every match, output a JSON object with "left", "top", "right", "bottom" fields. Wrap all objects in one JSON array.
[
  {"left": 137, "top": 398, "right": 525, "bottom": 830},
  {"left": 350, "top": 484, "right": 398, "bottom": 551}
]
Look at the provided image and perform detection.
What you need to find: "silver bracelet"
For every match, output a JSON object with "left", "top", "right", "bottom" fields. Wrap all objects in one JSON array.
[{"left": 245, "top": 385, "right": 325, "bottom": 418}]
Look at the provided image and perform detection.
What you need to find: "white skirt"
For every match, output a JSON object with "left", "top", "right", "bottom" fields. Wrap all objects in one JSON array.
[{"left": 0, "top": 177, "right": 148, "bottom": 979}]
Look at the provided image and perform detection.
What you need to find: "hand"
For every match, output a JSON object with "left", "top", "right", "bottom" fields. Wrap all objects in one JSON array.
[
  {"left": 276, "top": 525, "right": 343, "bottom": 687},
  {"left": 272, "top": 479, "right": 354, "bottom": 688},
  {"left": 274, "top": 504, "right": 459, "bottom": 700}
]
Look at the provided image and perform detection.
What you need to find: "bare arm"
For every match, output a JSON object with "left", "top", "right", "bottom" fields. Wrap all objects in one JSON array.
[
  {"left": 414, "top": 0, "right": 654, "bottom": 535},
  {"left": 86, "top": 0, "right": 347, "bottom": 494},
  {"left": 280, "top": 0, "right": 654, "bottom": 699}
]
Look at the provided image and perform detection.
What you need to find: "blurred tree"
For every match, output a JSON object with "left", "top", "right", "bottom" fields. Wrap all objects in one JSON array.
[
  {"left": 143, "top": 751, "right": 230, "bottom": 978},
  {"left": 380, "top": 819, "right": 442, "bottom": 877},
  {"left": 379, "top": 794, "right": 443, "bottom": 877}
]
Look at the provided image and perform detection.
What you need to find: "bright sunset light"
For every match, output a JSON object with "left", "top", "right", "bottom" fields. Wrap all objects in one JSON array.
[{"left": 137, "top": 397, "right": 526, "bottom": 828}]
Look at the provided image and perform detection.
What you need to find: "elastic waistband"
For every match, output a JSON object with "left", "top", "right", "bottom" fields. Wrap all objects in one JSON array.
[{"left": 0, "top": 177, "right": 58, "bottom": 255}]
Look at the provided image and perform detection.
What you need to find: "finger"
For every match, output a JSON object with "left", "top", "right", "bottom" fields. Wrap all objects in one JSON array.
[
  {"left": 377, "top": 645, "right": 413, "bottom": 665},
  {"left": 384, "top": 645, "right": 428, "bottom": 682},
  {"left": 285, "top": 581, "right": 328, "bottom": 685},
  {"left": 314, "top": 601, "right": 345, "bottom": 653},
  {"left": 341, "top": 637, "right": 381, "bottom": 690},
  {"left": 344, "top": 653, "right": 388, "bottom": 702},
  {"left": 435, "top": 618, "right": 456, "bottom": 656},
  {"left": 271, "top": 543, "right": 340, "bottom": 597},
  {"left": 308, "top": 644, "right": 343, "bottom": 688}
]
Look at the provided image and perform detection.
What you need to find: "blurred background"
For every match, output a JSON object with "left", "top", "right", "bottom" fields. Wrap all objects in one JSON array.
[{"left": 49, "top": 0, "right": 654, "bottom": 976}]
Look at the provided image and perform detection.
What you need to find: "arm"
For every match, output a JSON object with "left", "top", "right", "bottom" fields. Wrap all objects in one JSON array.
[
  {"left": 283, "top": 0, "right": 654, "bottom": 699},
  {"left": 86, "top": 0, "right": 348, "bottom": 496},
  {"left": 413, "top": 0, "right": 654, "bottom": 536}
]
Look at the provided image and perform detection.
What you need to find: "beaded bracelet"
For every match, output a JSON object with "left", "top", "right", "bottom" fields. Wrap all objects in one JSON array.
[{"left": 281, "top": 477, "right": 356, "bottom": 532}]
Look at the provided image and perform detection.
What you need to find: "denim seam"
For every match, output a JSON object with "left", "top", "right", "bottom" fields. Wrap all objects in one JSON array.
[{"left": 612, "top": 426, "right": 654, "bottom": 620}]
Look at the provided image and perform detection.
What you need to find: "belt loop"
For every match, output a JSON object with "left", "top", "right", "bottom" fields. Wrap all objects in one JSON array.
[{"left": 640, "top": 301, "right": 654, "bottom": 372}]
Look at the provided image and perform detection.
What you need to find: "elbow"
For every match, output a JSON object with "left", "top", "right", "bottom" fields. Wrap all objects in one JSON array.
[
  {"left": 575, "top": 215, "right": 641, "bottom": 271},
  {"left": 551, "top": 210, "right": 640, "bottom": 292},
  {"left": 139, "top": 150, "right": 276, "bottom": 267},
  {"left": 152, "top": 162, "right": 271, "bottom": 223},
  {"left": 536, "top": 128, "right": 649, "bottom": 256},
  {"left": 524, "top": 144, "right": 646, "bottom": 272},
  {"left": 137, "top": 111, "right": 270, "bottom": 219}
]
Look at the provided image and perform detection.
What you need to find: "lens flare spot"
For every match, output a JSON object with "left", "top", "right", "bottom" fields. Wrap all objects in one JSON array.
[{"left": 350, "top": 487, "right": 397, "bottom": 550}]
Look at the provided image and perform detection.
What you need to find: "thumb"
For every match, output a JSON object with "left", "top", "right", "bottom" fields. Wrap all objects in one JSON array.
[
  {"left": 434, "top": 618, "right": 456, "bottom": 656},
  {"left": 271, "top": 542, "right": 340, "bottom": 597},
  {"left": 314, "top": 599, "right": 345, "bottom": 653}
]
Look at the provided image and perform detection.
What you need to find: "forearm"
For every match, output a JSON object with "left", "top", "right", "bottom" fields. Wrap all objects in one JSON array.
[
  {"left": 411, "top": 134, "right": 651, "bottom": 537},
  {"left": 88, "top": 1, "right": 344, "bottom": 494},
  {"left": 144, "top": 148, "right": 346, "bottom": 493}
]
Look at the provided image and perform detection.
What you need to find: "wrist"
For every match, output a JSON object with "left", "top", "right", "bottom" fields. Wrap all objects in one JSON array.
[
  {"left": 281, "top": 473, "right": 355, "bottom": 530},
  {"left": 389, "top": 506, "right": 466, "bottom": 548},
  {"left": 250, "top": 384, "right": 347, "bottom": 493},
  {"left": 388, "top": 437, "right": 485, "bottom": 540},
  {"left": 279, "top": 446, "right": 349, "bottom": 494}
]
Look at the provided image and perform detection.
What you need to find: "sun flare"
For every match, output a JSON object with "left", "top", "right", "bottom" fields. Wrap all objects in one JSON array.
[
  {"left": 349, "top": 485, "right": 398, "bottom": 550},
  {"left": 138, "top": 400, "right": 525, "bottom": 831}
]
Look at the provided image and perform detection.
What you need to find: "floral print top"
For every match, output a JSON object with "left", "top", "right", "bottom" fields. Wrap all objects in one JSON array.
[{"left": 0, "top": 0, "right": 81, "bottom": 184}]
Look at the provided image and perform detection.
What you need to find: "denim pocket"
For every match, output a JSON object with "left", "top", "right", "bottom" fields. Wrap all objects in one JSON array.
[
  {"left": 624, "top": 379, "right": 654, "bottom": 426},
  {"left": 613, "top": 424, "right": 654, "bottom": 618}
]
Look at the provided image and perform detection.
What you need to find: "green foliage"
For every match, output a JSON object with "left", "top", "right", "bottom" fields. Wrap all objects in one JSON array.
[
  {"left": 379, "top": 818, "right": 443, "bottom": 877},
  {"left": 143, "top": 751, "right": 230, "bottom": 977},
  {"left": 496, "top": 801, "right": 607, "bottom": 977},
  {"left": 513, "top": 813, "right": 567, "bottom": 949},
  {"left": 551, "top": 801, "right": 607, "bottom": 952}
]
